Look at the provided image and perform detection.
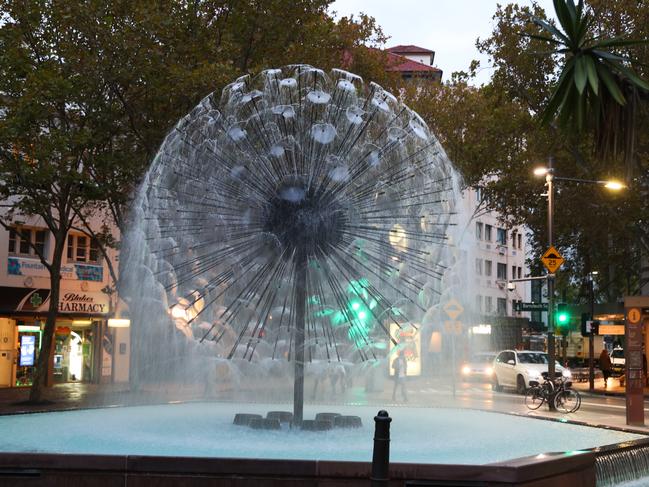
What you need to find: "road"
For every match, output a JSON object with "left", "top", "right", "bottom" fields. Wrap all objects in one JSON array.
[{"left": 373, "top": 379, "right": 649, "bottom": 434}]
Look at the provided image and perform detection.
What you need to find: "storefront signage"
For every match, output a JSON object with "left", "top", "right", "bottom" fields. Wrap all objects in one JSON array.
[
  {"left": 598, "top": 324, "right": 625, "bottom": 335},
  {"left": 0, "top": 287, "right": 110, "bottom": 316},
  {"left": 7, "top": 257, "right": 103, "bottom": 282},
  {"left": 9, "top": 257, "right": 74, "bottom": 279},
  {"left": 58, "top": 292, "right": 109, "bottom": 314},
  {"left": 19, "top": 335, "right": 36, "bottom": 366}
]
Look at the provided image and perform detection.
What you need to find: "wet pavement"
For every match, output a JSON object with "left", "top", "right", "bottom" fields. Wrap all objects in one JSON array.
[{"left": 1, "top": 376, "right": 649, "bottom": 438}]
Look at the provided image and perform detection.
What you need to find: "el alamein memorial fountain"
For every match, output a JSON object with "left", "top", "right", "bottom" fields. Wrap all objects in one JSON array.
[{"left": 1, "top": 66, "right": 649, "bottom": 486}]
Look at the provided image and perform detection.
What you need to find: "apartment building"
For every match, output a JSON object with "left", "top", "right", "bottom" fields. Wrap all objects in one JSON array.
[
  {"left": 466, "top": 188, "right": 530, "bottom": 351},
  {"left": 0, "top": 216, "right": 128, "bottom": 388},
  {"left": 385, "top": 45, "right": 443, "bottom": 82}
]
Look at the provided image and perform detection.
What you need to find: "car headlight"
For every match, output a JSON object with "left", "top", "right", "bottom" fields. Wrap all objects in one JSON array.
[
  {"left": 484, "top": 367, "right": 493, "bottom": 376},
  {"left": 462, "top": 365, "right": 471, "bottom": 375},
  {"left": 527, "top": 370, "right": 541, "bottom": 379},
  {"left": 562, "top": 369, "right": 572, "bottom": 378}
]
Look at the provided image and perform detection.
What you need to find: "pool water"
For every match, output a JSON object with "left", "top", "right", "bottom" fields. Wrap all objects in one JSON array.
[{"left": 0, "top": 402, "right": 642, "bottom": 465}]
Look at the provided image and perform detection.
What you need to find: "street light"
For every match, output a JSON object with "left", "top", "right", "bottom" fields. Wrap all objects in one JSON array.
[
  {"left": 588, "top": 270, "right": 599, "bottom": 391},
  {"left": 533, "top": 162, "right": 625, "bottom": 407}
]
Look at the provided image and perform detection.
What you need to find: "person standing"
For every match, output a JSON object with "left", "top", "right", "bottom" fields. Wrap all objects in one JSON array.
[
  {"left": 599, "top": 348, "right": 612, "bottom": 389},
  {"left": 391, "top": 350, "right": 408, "bottom": 401}
]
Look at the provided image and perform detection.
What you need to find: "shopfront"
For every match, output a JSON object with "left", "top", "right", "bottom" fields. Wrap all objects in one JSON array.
[{"left": 0, "top": 286, "right": 112, "bottom": 387}]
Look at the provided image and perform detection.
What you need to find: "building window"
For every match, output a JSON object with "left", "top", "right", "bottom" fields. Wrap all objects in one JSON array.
[
  {"left": 512, "top": 265, "right": 517, "bottom": 280},
  {"left": 517, "top": 267, "right": 522, "bottom": 279},
  {"left": 484, "top": 260, "right": 492, "bottom": 277},
  {"left": 476, "top": 222, "right": 483, "bottom": 240},
  {"left": 67, "top": 234, "right": 100, "bottom": 263},
  {"left": 475, "top": 258, "right": 483, "bottom": 275},
  {"left": 476, "top": 295, "right": 482, "bottom": 312},
  {"left": 497, "top": 298, "right": 507, "bottom": 315},
  {"left": 8, "top": 227, "right": 48, "bottom": 257},
  {"left": 497, "top": 263, "right": 507, "bottom": 280},
  {"left": 485, "top": 296, "right": 493, "bottom": 313},
  {"left": 517, "top": 233, "right": 522, "bottom": 250},
  {"left": 496, "top": 228, "right": 507, "bottom": 246},
  {"left": 485, "top": 224, "right": 492, "bottom": 241}
]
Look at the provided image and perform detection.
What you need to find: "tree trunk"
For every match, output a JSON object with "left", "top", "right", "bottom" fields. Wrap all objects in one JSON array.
[{"left": 29, "top": 236, "right": 65, "bottom": 403}]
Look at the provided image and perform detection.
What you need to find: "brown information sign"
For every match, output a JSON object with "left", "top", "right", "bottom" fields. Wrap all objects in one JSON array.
[{"left": 625, "top": 306, "right": 645, "bottom": 426}]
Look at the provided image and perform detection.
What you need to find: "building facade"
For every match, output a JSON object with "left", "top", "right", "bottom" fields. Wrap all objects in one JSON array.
[
  {"left": 385, "top": 45, "right": 443, "bottom": 82},
  {"left": 465, "top": 188, "right": 530, "bottom": 352},
  {"left": 385, "top": 44, "right": 531, "bottom": 353},
  {"left": 0, "top": 216, "right": 128, "bottom": 388}
]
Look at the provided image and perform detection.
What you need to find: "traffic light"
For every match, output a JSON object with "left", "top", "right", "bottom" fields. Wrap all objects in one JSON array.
[
  {"left": 581, "top": 313, "right": 591, "bottom": 337},
  {"left": 580, "top": 313, "right": 601, "bottom": 336},
  {"left": 556, "top": 303, "right": 570, "bottom": 333},
  {"left": 591, "top": 320, "right": 599, "bottom": 335}
]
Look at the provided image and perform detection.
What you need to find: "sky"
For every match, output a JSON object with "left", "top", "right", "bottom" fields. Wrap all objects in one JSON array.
[{"left": 330, "top": 0, "right": 556, "bottom": 85}]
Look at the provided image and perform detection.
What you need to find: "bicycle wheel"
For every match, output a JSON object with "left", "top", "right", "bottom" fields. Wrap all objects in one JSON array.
[
  {"left": 525, "top": 386, "right": 545, "bottom": 410},
  {"left": 554, "top": 389, "right": 580, "bottom": 413}
]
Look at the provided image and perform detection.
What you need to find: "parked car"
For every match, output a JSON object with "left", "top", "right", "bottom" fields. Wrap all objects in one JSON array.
[
  {"left": 460, "top": 352, "right": 496, "bottom": 382},
  {"left": 492, "top": 350, "right": 570, "bottom": 394},
  {"left": 610, "top": 347, "right": 625, "bottom": 376}
]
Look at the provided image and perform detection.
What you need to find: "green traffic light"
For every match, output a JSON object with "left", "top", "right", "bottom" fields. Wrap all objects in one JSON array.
[{"left": 557, "top": 312, "right": 569, "bottom": 325}]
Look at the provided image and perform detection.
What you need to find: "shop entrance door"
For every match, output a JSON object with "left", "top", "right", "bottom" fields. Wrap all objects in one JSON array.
[
  {"left": 0, "top": 318, "right": 17, "bottom": 387},
  {"left": 54, "top": 325, "right": 94, "bottom": 383}
]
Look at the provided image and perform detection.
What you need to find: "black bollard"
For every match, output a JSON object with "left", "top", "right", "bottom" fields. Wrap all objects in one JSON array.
[{"left": 370, "top": 410, "right": 391, "bottom": 487}]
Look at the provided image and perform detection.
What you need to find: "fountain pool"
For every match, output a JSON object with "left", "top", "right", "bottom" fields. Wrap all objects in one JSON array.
[{"left": 0, "top": 403, "right": 641, "bottom": 464}]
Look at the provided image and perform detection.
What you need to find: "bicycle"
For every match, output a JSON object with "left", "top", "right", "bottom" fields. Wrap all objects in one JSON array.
[
  {"left": 554, "top": 386, "right": 581, "bottom": 413},
  {"left": 524, "top": 373, "right": 581, "bottom": 413}
]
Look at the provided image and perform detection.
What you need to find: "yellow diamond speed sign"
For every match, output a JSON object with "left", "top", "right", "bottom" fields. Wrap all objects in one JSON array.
[{"left": 541, "top": 246, "right": 564, "bottom": 273}]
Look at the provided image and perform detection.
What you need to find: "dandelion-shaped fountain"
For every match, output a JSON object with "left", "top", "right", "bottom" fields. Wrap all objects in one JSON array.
[{"left": 124, "top": 65, "right": 461, "bottom": 425}]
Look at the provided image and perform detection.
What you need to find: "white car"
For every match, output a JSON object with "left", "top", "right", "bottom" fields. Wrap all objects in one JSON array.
[
  {"left": 492, "top": 350, "right": 570, "bottom": 394},
  {"left": 460, "top": 352, "right": 497, "bottom": 382},
  {"left": 611, "top": 347, "right": 625, "bottom": 375}
]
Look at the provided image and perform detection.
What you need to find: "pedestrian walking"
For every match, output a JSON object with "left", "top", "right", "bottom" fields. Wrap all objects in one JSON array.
[
  {"left": 599, "top": 348, "right": 612, "bottom": 389},
  {"left": 391, "top": 350, "right": 408, "bottom": 401}
]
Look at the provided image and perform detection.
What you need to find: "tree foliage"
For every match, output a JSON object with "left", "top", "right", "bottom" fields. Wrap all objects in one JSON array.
[
  {"left": 0, "top": 0, "right": 389, "bottom": 399},
  {"left": 404, "top": 2, "right": 649, "bottom": 304},
  {"left": 528, "top": 0, "right": 649, "bottom": 171}
]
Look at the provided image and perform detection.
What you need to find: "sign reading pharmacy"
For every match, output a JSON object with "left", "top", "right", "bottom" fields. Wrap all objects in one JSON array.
[
  {"left": 541, "top": 246, "right": 564, "bottom": 273},
  {"left": 58, "top": 292, "right": 109, "bottom": 313},
  {"left": 0, "top": 287, "right": 110, "bottom": 316},
  {"left": 8, "top": 256, "right": 103, "bottom": 282}
]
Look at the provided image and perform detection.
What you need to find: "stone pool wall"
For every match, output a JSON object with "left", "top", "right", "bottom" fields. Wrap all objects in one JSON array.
[{"left": 0, "top": 450, "right": 596, "bottom": 486}]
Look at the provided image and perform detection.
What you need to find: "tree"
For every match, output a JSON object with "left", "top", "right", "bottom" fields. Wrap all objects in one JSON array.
[
  {"left": 0, "top": 0, "right": 391, "bottom": 399},
  {"left": 403, "top": 2, "right": 649, "bottom": 303},
  {"left": 528, "top": 0, "right": 649, "bottom": 175}
]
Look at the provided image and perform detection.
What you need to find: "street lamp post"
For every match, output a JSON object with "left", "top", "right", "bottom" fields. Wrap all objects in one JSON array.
[
  {"left": 545, "top": 162, "right": 557, "bottom": 394},
  {"left": 533, "top": 165, "right": 625, "bottom": 408},
  {"left": 589, "top": 271, "right": 598, "bottom": 391}
]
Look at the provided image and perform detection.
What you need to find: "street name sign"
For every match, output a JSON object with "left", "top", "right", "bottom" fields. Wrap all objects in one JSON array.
[
  {"left": 513, "top": 302, "right": 548, "bottom": 312},
  {"left": 541, "top": 246, "right": 564, "bottom": 273}
]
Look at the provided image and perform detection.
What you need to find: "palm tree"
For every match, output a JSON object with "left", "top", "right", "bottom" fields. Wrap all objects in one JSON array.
[{"left": 529, "top": 0, "right": 648, "bottom": 172}]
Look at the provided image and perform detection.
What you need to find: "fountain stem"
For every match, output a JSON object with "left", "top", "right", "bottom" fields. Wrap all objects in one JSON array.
[{"left": 293, "top": 250, "right": 308, "bottom": 426}]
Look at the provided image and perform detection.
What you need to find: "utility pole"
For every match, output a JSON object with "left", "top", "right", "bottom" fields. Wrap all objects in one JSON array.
[{"left": 589, "top": 272, "right": 596, "bottom": 391}]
